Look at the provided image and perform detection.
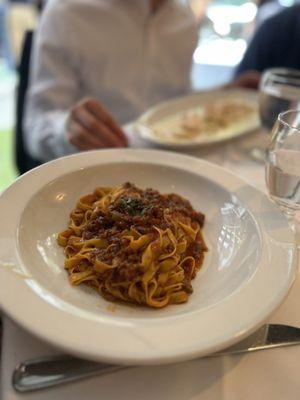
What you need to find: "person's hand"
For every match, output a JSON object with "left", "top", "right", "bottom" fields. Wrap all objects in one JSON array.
[
  {"left": 66, "top": 97, "right": 128, "bottom": 150},
  {"left": 224, "top": 70, "right": 261, "bottom": 90}
]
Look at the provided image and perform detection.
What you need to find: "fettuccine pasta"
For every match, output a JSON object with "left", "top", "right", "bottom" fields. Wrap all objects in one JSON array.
[{"left": 58, "top": 182, "right": 207, "bottom": 308}]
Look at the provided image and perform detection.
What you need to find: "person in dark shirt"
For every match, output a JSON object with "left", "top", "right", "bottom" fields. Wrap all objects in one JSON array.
[{"left": 236, "top": 4, "right": 300, "bottom": 76}]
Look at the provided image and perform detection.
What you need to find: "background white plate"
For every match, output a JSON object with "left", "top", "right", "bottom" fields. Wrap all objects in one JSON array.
[
  {"left": 135, "top": 89, "right": 260, "bottom": 148},
  {"left": 0, "top": 149, "right": 296, "bottom": 365}
]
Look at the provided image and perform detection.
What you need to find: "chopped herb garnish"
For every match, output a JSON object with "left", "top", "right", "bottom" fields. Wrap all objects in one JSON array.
[
  {"left": 141, "top": 204, "right": 154, "bottom": 217},
  {"left": 118, "top": 197, "right": 144, "bottom": 215},
  {"left": 118, "top": 197, "right": 154, "bottom": 216}
]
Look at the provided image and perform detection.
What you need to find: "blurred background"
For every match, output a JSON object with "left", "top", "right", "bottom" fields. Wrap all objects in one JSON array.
[{"left": 0, "top": 0, "right": 298, "bottom": 191}]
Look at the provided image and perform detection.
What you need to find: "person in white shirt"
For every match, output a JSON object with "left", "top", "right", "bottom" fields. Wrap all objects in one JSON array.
[
  {"left": 24, "top": 0, "right": 199, "bottom": 161},
  {"left": 24, "top": 0, "right": 259, "bottom": 163}
]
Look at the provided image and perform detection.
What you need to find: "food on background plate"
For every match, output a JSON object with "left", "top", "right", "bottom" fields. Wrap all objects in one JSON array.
[
  {"left": 58, "top": 182, "right": 207, "bottom": 308},
  {"left": 151, "top": 97, "right": 258, "bottom": 142}
]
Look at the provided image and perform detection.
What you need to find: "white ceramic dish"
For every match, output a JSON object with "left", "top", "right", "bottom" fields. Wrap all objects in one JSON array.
[
  {"left": 0, "top": 149, "right": 296, "bottom": 365},
  {"left": 135, "top": 89, "right": 260, "bottom": 148}
]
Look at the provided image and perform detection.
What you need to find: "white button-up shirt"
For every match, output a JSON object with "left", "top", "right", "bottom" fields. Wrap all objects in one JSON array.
[{"left": 24, "top": 0, "right": 199, "bottom": 161}]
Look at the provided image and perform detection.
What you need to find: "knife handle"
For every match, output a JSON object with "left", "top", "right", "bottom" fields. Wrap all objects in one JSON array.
[{"left": 13, "top": 355, "right": 127, "bottom": 393}]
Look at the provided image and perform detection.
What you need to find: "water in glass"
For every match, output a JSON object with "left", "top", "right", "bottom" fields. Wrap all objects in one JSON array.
[
  {"left": 266, "top": 148, "right": 300, "bottom": 212},
  {"left": 266, "top": 110, "right": 300, "bottom": 246}
]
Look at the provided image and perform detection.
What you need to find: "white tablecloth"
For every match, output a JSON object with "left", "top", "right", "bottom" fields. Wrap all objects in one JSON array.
[{"left": 1, "top": 127, "right": 299, "bottom": 400}]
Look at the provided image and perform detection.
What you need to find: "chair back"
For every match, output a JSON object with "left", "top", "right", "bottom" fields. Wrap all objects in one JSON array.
[{"left": 15, "top": 30, "right": 41, "bottom": 174}]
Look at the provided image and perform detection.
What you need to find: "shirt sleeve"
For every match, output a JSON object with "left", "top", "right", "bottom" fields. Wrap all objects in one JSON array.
[{"left": 24, "top": 1, "right": 79, "bottom": 162}]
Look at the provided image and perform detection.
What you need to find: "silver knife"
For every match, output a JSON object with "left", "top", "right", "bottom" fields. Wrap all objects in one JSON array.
[{"left": 13, "top": 324, "right": 300, "bottom": 393}]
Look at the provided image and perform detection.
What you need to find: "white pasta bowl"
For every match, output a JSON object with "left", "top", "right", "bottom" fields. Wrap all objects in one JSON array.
[{"left": 0, "top": 149, "right": 297, "bottom": 365}]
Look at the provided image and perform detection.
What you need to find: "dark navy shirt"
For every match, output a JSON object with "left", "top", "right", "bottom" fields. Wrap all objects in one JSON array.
[{"left": 236, "top": 5, "right": 300, "bottom": 75}]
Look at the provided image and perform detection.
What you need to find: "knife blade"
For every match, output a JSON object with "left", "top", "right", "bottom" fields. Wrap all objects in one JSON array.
[{"left": 213, "top": 324, "right": 300, "bottom": 356}]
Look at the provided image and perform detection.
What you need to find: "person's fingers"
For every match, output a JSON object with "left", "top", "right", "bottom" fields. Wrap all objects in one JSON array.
[
  {"left": 68, "top": 122, "right": 100, "bottom": 150},
  {"left": 69, "top": 137, "right": 94, "bottom": 151},
  {"left": 95, "top": 120, "right": 124, "bottom": 147},
  {"left": 238, "top": 71, "right": 260, "bottom": 89},
  {"left": 67, "top": 119, "right": 106, "bottom": 150},
  {"left": 223, "top": 70, "right": 261, "bottom": 90},
  {"left": 242, "top": 71, "right": 261, "bottom": 88},
  {"left": 71, "top": 106, "right": 124, "bottom": 147},
  {"left": 84, "top": 98, "right": 128, "bottom": 146}
]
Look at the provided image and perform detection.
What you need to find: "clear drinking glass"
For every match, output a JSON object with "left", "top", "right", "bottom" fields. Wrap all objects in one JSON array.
[
  {"left": 251, "top": 68, "right": 300, "bottom": 162},
  {"left": 265, "top": 110, "right": 300, "bottom": 246}
]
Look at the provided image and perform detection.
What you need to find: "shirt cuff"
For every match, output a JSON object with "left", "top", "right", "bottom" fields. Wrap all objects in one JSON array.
[{"left": 54, "top": 110, "right": 78, "bottom": 157}]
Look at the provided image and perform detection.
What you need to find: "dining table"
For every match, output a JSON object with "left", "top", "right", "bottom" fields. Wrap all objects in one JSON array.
[{"left": 1, "top": 121, "right": 300, "bottom": 400}]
